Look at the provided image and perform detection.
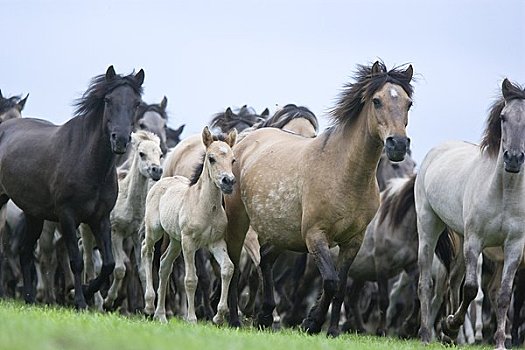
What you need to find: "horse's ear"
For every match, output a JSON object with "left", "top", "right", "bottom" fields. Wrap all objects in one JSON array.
[
  {"left": 175, "top": 124, "right": 185, "bottom": 135},
  {"left": 160, "top": 96, "right": 168, "bottom": 110},
  {"left": 202, "top": 126, "right": 213, "bottom": 148},
  {"left": 226, "top": 129, "right": 238, "bottom": 148},
  {"left": 106, "top": 65, "right": 117, "bottom": 81},
  {"left": 371, "top": 61, "right": 383, "bottom": 75},
  {"left": 0, "top": 89, "right": 3, "bottom": 99},
  {"left": 261, "top": 108, "right": 270, "bottom": 118},
  {"left": 225, "top": 107, "right": 233, "bottom": 119},
  {"left": 17, "top": 94, "right": 29, "bottom": 111},
  {"left": 502, "top": 78, "right": 515, "bottom": 100},
  {"left": 134, "top": 69, "right": 145, "bottom": 86},
  {"left": 404, "top": 65, "right": 414, "bottom": 82}
]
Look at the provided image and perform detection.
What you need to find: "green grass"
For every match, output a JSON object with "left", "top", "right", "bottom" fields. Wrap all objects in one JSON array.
[{"left": 0, "top": 300, "right": 491, "bottom": 350}]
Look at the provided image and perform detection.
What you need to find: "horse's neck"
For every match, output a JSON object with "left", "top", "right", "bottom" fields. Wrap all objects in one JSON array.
[
  {"left": 190, "top": 165, "right": 222, "bottom": 214},
  {"left": 489, "top": 152, "right": 525, "bottom": 199},
  {"left": 319, "top": 113, "right": 383, "bottom": 192},
  {"left": 118, "top": 152, "right": 149, "bottom": 212}
]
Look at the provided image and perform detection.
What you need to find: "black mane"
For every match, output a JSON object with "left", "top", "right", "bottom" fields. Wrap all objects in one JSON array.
[
  {"left": 210, "top": 106, "right": 266, "bottom": 133},
  {"left": 258, "top": 104, "right": 319, "bottom": 132},
  {"left": 73, "top": 72, "right": 143, "bottom": 118},
  {"left": 329, "top": 61, "right": 414, "bottom": 129}
]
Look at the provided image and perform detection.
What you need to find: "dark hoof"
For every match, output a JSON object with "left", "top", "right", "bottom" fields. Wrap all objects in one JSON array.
[
  {"left": 441, "top": 334, "right": 455, "bottom": 346},
  {"left": 228, "top": 319, "right": 241, "bottom": 328},
  {"left": 256, "top": 312, "right": 274, "bottom": 329},
  {"left": 301, "top": 318, "right": 322, "bottom": 335},
  {"left": 441, "top": 315, "right": 459, "bottom": 340},
  {"left": 75, "top": 300, "right": 88, "bottom": 310},
  {"left": 327, "top": 327, "right": 341, "bottom": 338},
  {"left": 376, "top": 328, "right": 387, "bottom": 337},
  {"left": 505, "top": 337, "right": 512, "bottom": 349}
]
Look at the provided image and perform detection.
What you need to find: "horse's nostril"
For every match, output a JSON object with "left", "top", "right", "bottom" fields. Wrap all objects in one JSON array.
[
  {"left": 385, "top": 137, "right": 395, "bottom": 149},
  {"left": 519, "top": 153, "right": 525, "bottom": 163},
  {"left": 111, "top": 133, "right": 117, "bottom": 140}
]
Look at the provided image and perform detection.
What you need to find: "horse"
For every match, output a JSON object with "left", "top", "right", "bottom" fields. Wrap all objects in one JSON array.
[
  {"left": 0, "top": 90, "right": 28, "bottom": 123},
  {"left": 135, "top": 97, "right": 170, "bottom": 154},
  {"left": 209, "top": 105, "right": 269, "bottom": 134},
  {"left": 224, "top": 61, "right": 414, "bottom": 333},
  {"left": 141, "top": 127, "right": 237, "bottom": 324},
  {"left": 0, "top": 66, "right": 144, "bottom": 309},
  {"left": 80, "top": 130, "right": 163, "bottom": 310},
  {"left": 415, "top": 78, "right": 525, "bottom": 349}
]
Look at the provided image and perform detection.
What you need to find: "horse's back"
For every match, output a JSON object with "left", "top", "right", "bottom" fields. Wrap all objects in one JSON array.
[{"left": 163, "top": 134, "right": 203, "bottom": 178}]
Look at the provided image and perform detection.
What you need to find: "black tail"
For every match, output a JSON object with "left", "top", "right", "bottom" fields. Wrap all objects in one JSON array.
[{"left": 434, "top": 228, "right": 455, "bottom": 273}]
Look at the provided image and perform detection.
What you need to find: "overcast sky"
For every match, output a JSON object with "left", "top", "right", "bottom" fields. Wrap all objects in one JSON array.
[{"left": 1, "top": 0, "right": 524, "bottom": 164}]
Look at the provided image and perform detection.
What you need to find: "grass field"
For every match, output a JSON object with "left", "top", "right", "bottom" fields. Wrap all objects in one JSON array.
[{"left": 0, "top": 300, "right": 492, "bottom": 350}]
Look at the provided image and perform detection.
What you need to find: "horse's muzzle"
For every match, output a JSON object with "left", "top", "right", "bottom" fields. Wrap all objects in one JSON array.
[
  {"left": 148, "top": 165, "right": 163, "bottom": 181},
  {"left": 504, "top": 150, "right": 525, "bottom": 173},
  {"left": 220, "top": 176, "right": 236, "bottom": 194},
  {"left": 111, "top": 133, "right": 130, "bottom": 154},
  {"left": 385, "top": 136, "right": 410, "bottom": 162}
]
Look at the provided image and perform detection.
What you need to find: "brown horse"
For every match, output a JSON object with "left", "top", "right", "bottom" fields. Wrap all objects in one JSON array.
[{"left": 224, "top": 61, "right": 414, "bottom": 332}]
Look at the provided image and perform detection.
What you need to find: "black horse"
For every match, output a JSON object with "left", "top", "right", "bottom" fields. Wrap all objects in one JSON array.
[{"left": 0, "top": 66, "right": 144, "bottom": 308}]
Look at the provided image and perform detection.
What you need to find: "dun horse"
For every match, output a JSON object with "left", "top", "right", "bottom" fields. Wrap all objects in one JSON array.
[
  {"left": 415, "top": 79, "right": 525, "bottom": 349},
  {"left": 0, "top": 66, "right": 144, "bottom": 308},
  {"left": 141, "top": 127, "right": 237, "bottom": 324},
  {"left": 225, "top": 61, "right": 414, "bottom": 333}
]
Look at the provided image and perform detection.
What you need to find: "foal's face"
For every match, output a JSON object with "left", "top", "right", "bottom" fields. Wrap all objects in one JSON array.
[
  {"left": 137, "top": 111, "right": 168, "bottom": 154},
  {"left": 368, "top": 82, "right": 412, "bottom": 162},
  {"left": 500, "top": 88, "right": 525, "bottom": 173},
  {"left": 206, "top": 141, "right": 236, "bottom": 194},
  {"left": 136, "top": 138, "right": 163, "bottom": 181}
]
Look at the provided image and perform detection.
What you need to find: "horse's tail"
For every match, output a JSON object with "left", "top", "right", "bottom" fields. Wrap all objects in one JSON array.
[{"left": 434, "top": 227, "right": 455, "bottom": 274}]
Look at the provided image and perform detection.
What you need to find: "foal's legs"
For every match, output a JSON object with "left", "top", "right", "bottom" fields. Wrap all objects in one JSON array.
[
  {"left": 104, "top": 232, "right": 126, "bottom": 309},
  {"left": 18, "top": 214, "right": 43, "bottom": 304},
  {"left": 182, "top": 235, "right": 199, "bottom": 323},
  {"left": 208, "top": 239, "right": 234, "bottom": 325},
  {"left": 255, "top": 243, "right": 281, "bottom": 328},
  {"left": 301, "top": 232, "right": 338, "bottom": 334},
  {"left": 154, "top": 238, "right": 181, "bottom": 323},
  {"left": 141, "top": 226, "right": 164, "bottom": 315}
]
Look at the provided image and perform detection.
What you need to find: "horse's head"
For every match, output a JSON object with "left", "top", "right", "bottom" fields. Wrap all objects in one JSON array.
[
  {"left": 136, "top": 96, "right": 169, "bottom": 154},
  {"left": 0, "top": 90, "right": 28, "bottom": 123},
  {"left": 500, "top": 79, "right": 525, "bottom": 173},
  {"left": 131, "top": 130, "right": 163, "bottom": 181},
  {"left": 365, "top": 62, "right": 413, "bottom": 162},
  {"left": 202, "top": 126, "right": 237, "bottom": 194},
  {"left": 103, "top": 66, "right": 145, "bottom": 154}
]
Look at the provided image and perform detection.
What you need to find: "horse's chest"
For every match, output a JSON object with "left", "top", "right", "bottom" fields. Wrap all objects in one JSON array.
[{"left": 468, "top": 203, "right": 525, "bottom": 245}]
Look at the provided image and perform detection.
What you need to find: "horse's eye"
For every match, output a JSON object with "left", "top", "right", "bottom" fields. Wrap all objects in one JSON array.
[
  {"left": 139, "top": 123, "right": 145, "bottom": 129},
  {"left": 232, "top": 159, "right": 236, "bottom": 164},
  {"left": 139, "top": 152, "right": 145, "bottom": 158},
  {"left": 372, "top": 98, "right": 382, "bottom": 108},
  {"left": 209, "top": 156, "right": 216, "bottom": 164},
  {"left": 501, "top": 114, "right": 506, "bottom": 122},
  {"left": 407, "top": 101, "right": 413, "bottom": 110}
]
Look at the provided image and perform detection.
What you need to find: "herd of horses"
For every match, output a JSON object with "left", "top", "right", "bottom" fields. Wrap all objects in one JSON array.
[{"left": 0, "top": 62, "right": 524, "bottom": 349}]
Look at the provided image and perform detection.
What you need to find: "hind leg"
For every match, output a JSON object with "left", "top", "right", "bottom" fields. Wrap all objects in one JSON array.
[
  {"left": 18, "top": 214, "right": 44, "bottom": 304},
  {"left": 104, "top": 232, "right": 126, "bottom": 309},
  {"left": 141, "top": 225, "right": 164, "bottom": 316},
  {"left": 255, "top": 243, "right": 281, "bottom": 329},
  {"left": 154, "top": 238, "right": 181, "bottom": 323},
  {"left": 208, "top": 239, "right": 234, "bottom": 325}
]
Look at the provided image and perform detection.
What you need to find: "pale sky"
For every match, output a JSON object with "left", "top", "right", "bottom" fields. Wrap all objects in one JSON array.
[{"left": 2, "top": 0, "right": 524, "bottom": 164}]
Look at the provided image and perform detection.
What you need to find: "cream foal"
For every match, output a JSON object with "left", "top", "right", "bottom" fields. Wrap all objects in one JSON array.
[{"left": 142, "top": 126, "right": 236, "bottom": 324}]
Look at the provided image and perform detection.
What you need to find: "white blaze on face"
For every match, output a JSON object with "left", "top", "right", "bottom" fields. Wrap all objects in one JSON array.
[
  {"left": 390, "top": 88, "right": 399, "bottom": 98},
  {"left": 219, "top": 146, "right": 228, "bottom": 154}
]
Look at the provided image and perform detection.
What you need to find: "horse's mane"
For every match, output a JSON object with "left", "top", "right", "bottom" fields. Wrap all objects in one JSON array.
[
  {"left": 209, "top": 106, "right": 266, "bottom": 133},
  {"left": 73, "top": 72, "right": 143, "bottom": 118},
  {"left": 329, "top": 61, "right": 414, "bottom": 129},
  {"left": 0, "top": 95, "right": 22, "bottom": 114},
  {"left": 257, "top": 104, "right": 319, "bottom": 132},
  {"left": 378, "top": 174, "right": 416, "bottom": 229},
  {"left": 189, "top": 133, "right": 228, "bottom": 186},
  {"left": 480, "top": 80, "right": 525, "bottom": 157},
  {"left": 136, "top": 102, "right": 168, "bottom": 121},
  {"left": 132, "top": 130, "right": 160, "bottom": 145}
]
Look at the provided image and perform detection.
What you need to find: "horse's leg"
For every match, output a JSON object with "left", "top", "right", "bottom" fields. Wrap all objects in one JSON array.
[
  {"left": 224, "top": 189, "right": 251, "bottom": 327},
  {"left": 18, "top": 214, "right": 43, "bottom": 304},
  {"left": 57, "top": 213, "right": 87, "bottom": 309},
  {"left": 104, "top": 232, "right": 125, "bottom": 310},
  {"left": 37, "top": 222, "right": 58, "bottom": 304},
  {"left": 300, "top": 233, "right": 338, "bottom": 335},
  {"left": 255, "top": 243, "right": 281, "bottom": 329},
  {"left": 154, "top": 238, "right": 181, "bottom": 323},
  {"left": 442, "top": 237, "right": 483, "bottom": 342},
  {"left": 374, "top": 260, "right": 392, "bottom": 336},
  {"left": 208, "top": 239, "right": 234, "bottom": 325},
  {"left": 195, "top": 248, "right": 214, "bottom": 320},
  {"left": 511, "top": 268, "right": 525, "bottom": 347},
  {"left": 473, "top": 254, "right": 484, "bottom": 344},
  {"left": 492, "top": 239, "right": 525, "bottom": 349},
  {"left": 181, "top": 235, "right": 198, "bottom": 323},
  {"left": 282, "top": 253, "right": 308, "bottom": 327},
  {"left": 141, "top": 224, "right": 164, "bottom": 316},
  {"left": 325, "top": 240, "right": 360, "bottom": 337}
]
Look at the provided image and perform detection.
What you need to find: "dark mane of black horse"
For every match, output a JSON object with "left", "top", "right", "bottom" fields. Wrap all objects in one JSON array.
[
  {"left": 209, "top": 106, "right": 267, "bottom": 133},
  {"left": 136, "top": 102, "right": 168, "bottom": 121},
  {"left": 73, "top": 72, "right": 143, "bottom": 118},
  {"left": 329, "top": 61, "right": 414, "bottom": 129},
  {"left": 480, "top": 80, "right": 525, "bottom": 158},
  {"left": 189, "top": 133, "right": 227, "bottom": 186},
  {"left": 258, "top": 104, "right": 319, "bottom": 132}
]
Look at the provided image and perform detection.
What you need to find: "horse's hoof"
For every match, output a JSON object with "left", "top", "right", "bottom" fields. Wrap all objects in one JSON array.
[
  {"left": 229, "top": 320, "right": 241, "bottom": 328},
  {"left": 213, "top": 314, "right": 225, "bottom": 325},
  {"left": 376, "top": 328, "right": 387, "bottom": 337},
  {"left": 441, "top": 315, "right": 459, "bottom": 340},
  {"left": 327, "top": 327, "right": 341, "bottom": 338},
  {"left": 418, "top": 327, "right": 431, "bottom": 344},
  {"left": 154, "top": 313, "right": 168, "bottom": 324},
  {"left": 256, "top": 312, "right": 274, "bottom": 329},
  {"left": 301, "top": 318, "right": 322, "bottom": 335}
]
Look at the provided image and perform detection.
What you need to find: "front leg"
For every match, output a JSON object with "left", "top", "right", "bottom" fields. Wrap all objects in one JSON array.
[
  {"left": 182, "top": 235, "right": 198, "bottom": 323},
  {"left": 18, "top": 214, "right": 44, "bottom": 305},
  {"left": 208, "top": 239, "right": 234, "bottom": 325},
  {"left": 85, "top": 216, "right": 115, "bottom": 298},
  {"left": 104, "top": 232, "right": 126, "bottom": 310}
]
